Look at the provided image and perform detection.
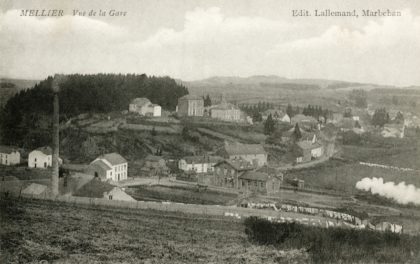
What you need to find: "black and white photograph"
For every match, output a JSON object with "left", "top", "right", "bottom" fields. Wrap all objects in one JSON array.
[{"left": 1, "top": 0, "right": 420, "bottom": 263}]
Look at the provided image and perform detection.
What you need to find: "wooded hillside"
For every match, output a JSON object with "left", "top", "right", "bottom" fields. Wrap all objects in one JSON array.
[{"left": 0, "top": 74, "right": 188, "bottom": 147}]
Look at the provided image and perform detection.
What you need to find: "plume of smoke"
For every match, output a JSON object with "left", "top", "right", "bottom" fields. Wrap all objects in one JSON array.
[{"left": 356, "top": 177, "right": 420, "bottom": 205}]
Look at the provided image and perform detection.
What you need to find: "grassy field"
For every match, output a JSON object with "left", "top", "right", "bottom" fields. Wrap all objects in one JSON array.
[
  {"left": 284, "top": 159, "right": 420, "bottom": 194},
  {"left": 0, "top": 198, "right": 309, "bottom": 264},
  {"left": 127, "top": 185, "right": 237, "bottom": 205},
  {"left": 3, "top": 197, "right": 420, "bottom": 263}
]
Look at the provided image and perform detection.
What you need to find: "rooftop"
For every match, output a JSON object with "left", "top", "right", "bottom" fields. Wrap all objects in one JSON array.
[
  {"left": 0, "top": 145, "right": 19, "bottom": 154},
  {"left": 296, "top": 140, "right": 323, "bottom": 150},
  {"left": 182, "top": 155, "right": 223, "bottom": 164},
  {"left": 33, "top": 146, "right": 52, "bottom": 155},
  {"left": 239, "top": 171, "right": 269, "bottom": 181},
  {"left": 73, "top": 178, "right": 116, "bottom": 198},
  {"left": 225, "top": 143, "right": 266, "bottom": 156},
  {"left": 214, "top": 158, "right": 255, "bottom": 171},
  {"left": 130, "top": 97, "right": 151, "bottom": 106},
  {"left": 90, "top": 159, "right": 112, "bottom": 171},
  {"left": 97, "top": 153, "right": 127, "bottom": 166}
]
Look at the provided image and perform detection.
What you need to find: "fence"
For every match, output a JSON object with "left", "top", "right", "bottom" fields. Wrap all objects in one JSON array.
[{"left": 1, "top": 190, "right": 403, "bottom": 234}]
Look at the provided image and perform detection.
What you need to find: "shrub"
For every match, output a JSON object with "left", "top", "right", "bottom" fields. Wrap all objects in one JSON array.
[{"left": 244, "top": 217, "right": 420, "bottom": 263}]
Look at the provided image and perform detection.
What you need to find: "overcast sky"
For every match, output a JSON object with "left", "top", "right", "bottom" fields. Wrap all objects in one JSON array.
[{"left": 1, "top": 0, "right": 420, "bottom": 86}]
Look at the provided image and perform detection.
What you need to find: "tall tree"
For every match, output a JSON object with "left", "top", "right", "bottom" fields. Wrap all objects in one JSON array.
[
  {"left": 292, "top": 123, "right": 302, "bottom": 141},
  {"left": 372, "top": 108, "right": 389, "bottom": 127},
  {"left": 203, "top": 94, "right": 212, "bottom": 107},
  {"left": 264, "top": 114, "right": 275, "bottom": 135},
  {"left": 286, "top": 104, "right": 294, "bottom": 118}
]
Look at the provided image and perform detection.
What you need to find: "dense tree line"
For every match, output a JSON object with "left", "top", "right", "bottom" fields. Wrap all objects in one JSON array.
[
  {"left": 240, "top": 101, "right": 274, "bottom": 122},
  {"left": 0, "top": 74, "right": 188, "bottom": 147},
  {"left": 301, "top": 104, "right": 332, "bottom": 123}
]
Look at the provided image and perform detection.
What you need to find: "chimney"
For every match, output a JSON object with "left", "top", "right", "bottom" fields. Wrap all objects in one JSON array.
[{"left": 51, "top": 74, "right": 64, "bottom": 196}]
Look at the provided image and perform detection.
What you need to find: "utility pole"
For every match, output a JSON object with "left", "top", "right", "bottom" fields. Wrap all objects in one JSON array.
[{"left": 51, "top": 74, "right": 64, "bottom": 196}]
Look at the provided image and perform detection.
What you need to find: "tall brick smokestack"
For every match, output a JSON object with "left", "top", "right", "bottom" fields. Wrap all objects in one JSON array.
[{"left": 51, "top": 74, "right": 63, "bottom": 196}]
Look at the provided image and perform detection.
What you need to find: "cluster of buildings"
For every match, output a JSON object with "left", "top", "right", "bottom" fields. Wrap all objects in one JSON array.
[
  {"left": 176, "top": 142, "right": 282, "bottom": 195},
  {"left": 176, "top": 95, "right": 244, "bottom": 122}
]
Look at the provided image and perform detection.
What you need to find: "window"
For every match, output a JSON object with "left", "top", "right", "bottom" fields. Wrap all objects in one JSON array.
[{"left": 35, "top": 158, "right": 37, "bottom": 162}]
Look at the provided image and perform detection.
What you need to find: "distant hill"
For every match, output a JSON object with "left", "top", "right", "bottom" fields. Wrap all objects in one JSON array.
[
  {"left": 0, "top": 78, "right": 39, "bottom": 108},
  {"left": 179, "top": 75, "right": 399, "bottom": 98}
]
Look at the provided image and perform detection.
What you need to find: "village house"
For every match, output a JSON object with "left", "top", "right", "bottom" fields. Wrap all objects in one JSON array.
[
  {"left": 129, "top": 97, "right": 161, "bottom": 117},
  {"left": 0, "top": 146, "right": 20, "bottom": 166},
  {"left": 28, "top": 146, "right": 62, "bottom": 169},
  {"left": 73, "top": 178, "right": 135, "bottom": 201},
  {"left": 238, "top": 171, "right": 281, "bottom": 195},
  {"left": 88, "top": 153, "right": 128, "bottom": 182},
  {"left": 223, "top": 142, "right": 267, "bottom": 167},
  {"left": 178, "top": 155, "right": 223, "bottom": 174},
  {"left": 209, "top": 102, "right": 242, "bottom": 122},
  {"left": 213, "top": 159, "right": 255, "bottom": 188},
  {"left": 177, "top": 95, "right": 204, "bottom": 117},
  {"left": 281, "top": 126, "right": 318, "bottom": 144},
  {"left": 328, "top": 112, "right": 344, "bottom": 124},
  {"left": 294, "top": 140, "right": 323, "bottom": 163},
  {"left": 140, "top": 155, "right": 168, "bottom": 176}
]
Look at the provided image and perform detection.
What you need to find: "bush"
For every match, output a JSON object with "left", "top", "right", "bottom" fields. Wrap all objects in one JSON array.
[{"left": 244, "top": 217, "right": 420, "bottom": 263}]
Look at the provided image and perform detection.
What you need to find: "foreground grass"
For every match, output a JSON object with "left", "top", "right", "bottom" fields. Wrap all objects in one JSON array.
[
  {"left": 245, "top": 217, "right": 420, "bottom": 264},
  {"left": 0, "top": 198, "right": 308, "bottom": 264}
]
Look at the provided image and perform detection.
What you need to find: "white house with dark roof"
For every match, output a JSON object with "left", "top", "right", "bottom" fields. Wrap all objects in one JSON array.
[
  {"left": 0, "top": 146, "right": 20, "bottom": 166},
  {"left": 28, "top": 146, "right": 62, "bottom": 169},
  {"left": 129, "top": 97, "right": 161, "bottom": 117},
  {"left": 223, "top": 142, "right": 267, "bottom": 167},
  {"left": 178, "top": 156, "right": 223, "bottom": 174},
  {"left": 92, "top": 153, "right": 128, "bottom": 181}
]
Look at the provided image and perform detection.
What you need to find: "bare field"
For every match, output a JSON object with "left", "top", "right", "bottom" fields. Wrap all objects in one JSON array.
[{"left": 0, "top": 198, "right": 309, "bottom": 264}]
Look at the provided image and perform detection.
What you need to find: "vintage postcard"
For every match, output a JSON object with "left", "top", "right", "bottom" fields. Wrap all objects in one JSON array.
[{"left": 1, "top": 0, "right": 420, "bottom": 263}]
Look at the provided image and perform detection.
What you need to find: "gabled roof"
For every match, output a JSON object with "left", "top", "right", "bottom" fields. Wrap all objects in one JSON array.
[
  {"left": 130, "top": 98, "right": 151, "bottom": 106},
  {"left": 179, "top": 94, "right": 203, "bottom": 101},
  {"left": 214, "top": 158, "right": 255, "bottom": 171},
  {"left": 33, "top": 146, "right": 52, "bottom": 155},
  {"left": 225, "top": 143, "right": 266, "bottom": 156},
  {"left": 73, "top": 179, "right": 116, "bottom": 198},
  {"left": 239, "top": 171, "right": 269, "bottom": 181},
  {"left": 97, "top": 153, "right": 127, "bottom": 166},
  {"left": 182, "top": 155, "right": 223, "bottom": 164},
  {"left": 0, "top": 145, "right": 19, "bottom": 154},
  {"left": 90, "top": 159, "right": 112, "bottom": 171},
  {"left": 296, "top": 140, "right": 322, "bottom": 150}
]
